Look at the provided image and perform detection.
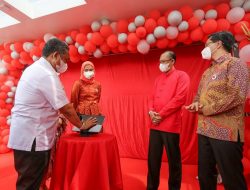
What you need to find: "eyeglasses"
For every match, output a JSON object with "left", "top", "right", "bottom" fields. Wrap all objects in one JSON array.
[{"left": 160, "top": 59, "right": 173, "bottom": 63}]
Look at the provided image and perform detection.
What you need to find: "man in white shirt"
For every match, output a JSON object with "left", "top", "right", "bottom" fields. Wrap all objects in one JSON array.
[{"left": 8, "top": 38, "right": 97, "bottom": 190}]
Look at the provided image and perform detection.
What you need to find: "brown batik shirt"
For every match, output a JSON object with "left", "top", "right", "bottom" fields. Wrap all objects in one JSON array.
[{"left": 194, "top": 53, "right": 249, "bottom": 142}]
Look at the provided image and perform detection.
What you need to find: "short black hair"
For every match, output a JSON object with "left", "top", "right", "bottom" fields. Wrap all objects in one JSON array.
[
  {"left": 208, "top": 31, "right": 235, "bottom": 53},
  {"left": 163, "top": 50, "right": 176, "bottom": 61},
  {"left": 42, "top": 38, "right": 69, "bottom": 57}
]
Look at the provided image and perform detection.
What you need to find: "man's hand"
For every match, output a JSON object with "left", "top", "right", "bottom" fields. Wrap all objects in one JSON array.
[
  {"left": 149, "top": 111, "right": 162, "bottom": 125},
  {"left": 185, "top": 102, "right": 203, "bottom": 113},
  {"left": 81, "top": 117, "right": 97, "bottom": 130}
]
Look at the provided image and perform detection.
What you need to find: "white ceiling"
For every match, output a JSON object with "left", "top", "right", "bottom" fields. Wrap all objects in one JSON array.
[{"left": 0, "top": 0, "right": 228, "bottom": 44}]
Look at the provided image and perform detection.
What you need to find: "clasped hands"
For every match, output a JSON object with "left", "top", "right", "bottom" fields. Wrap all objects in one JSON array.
[
  {"left": 80, "top": 117, "right": 97, "bottom": 130},
  {"left": 185, "top": 102, "right": 203, "bottom": 113},
  {"left": 149, "top": 111, "right": 162, "bottom": 125}
]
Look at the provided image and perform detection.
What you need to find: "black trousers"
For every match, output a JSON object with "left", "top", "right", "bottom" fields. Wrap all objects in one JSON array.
[
  {"left": 147, "top": 129, "right": 182, "bottom": 190},
  {"left": 198, "top": 134, "right": 247, "bottom": 190},
  {"left": 13, "top": 139, "right": 51, "bottom": 190}
]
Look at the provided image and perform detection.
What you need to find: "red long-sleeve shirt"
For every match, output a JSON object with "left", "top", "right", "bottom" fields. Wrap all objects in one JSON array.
[{"left": 149, "top": 68, "right": 190, "bottom": 133}]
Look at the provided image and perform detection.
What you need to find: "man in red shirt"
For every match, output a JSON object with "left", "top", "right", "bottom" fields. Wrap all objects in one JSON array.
[{"left": 147, "top": 51, "right": 190, "bottom": 190}]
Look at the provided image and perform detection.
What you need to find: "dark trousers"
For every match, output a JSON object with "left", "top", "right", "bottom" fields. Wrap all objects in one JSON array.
[
  {"left": 13, "top": 139, "right": 51, "bottom": 190},
  {"left": 147, "top": 129, "right": 182, "bottom": 190},
  {"left": 198, "top": 134, "right": 247, "bottom": 190}
]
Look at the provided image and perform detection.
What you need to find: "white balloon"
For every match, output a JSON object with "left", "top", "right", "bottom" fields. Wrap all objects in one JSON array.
[
  {"left": 0, "top": 67, "right": 7, "bottom": 74},
  {"left": 226, "top": 7, "right": 245, "bottom": 24},
  {"left": 154, "top": 26, "right": 166, "bottom": 39},
  {"left": 194, "top": 9, "right": 205, "bottom": 21},
  {"left": 146, "top": 34, "right": 156, "bottom": 44},
  {"left": 11, "top": 86, "right": 16, "bottom": 92},
  {"left": 166, "top": 26, "right": 179, "bottom": 40},
  {"left": 230, "top": 0, "right": 245, "bottom": 8},
  {"left": 118, "top": 33, "right": 128, "bottom": 44},
  {"left": 93, "top": 49, "right": 103, "bottom": 58},
  {"left": 44, "top": 33, "right": 54, "bottom": 42},
  {"left": 205, "top": 9, "right": 218, "bottom": 19},
  {"left": 32, "top": 55, "right": 39, "bottom": 61},
  {"left": 168, "top": 10, "right": 182, "bottom": 26},
  {"left": 78, "top": 46, "right": 85, "bottom": 55},
  {"left": 6, "top": 98, "right": 13, "bottom": 104},
  {"left": 75, "top": 42, "right": 80, "bottom": 48},
  {"left": 134, "top": 15, "right": 145, "bottom": 27},
  {"left": 10, "top": 44, "right": 15, "bottom": 51},
  {"left": 178, "top": 21, "right": 189, "bottom": 31},
  {"left": 11, "top": 51, "right": 20, "bottom": 59},
  {"left": 101, "top": 18, "right": 110, "bottom": 25},
  {"left": 137, "top": 40, "right": 150, "bottom": 54},
  {"left": 128, "top": 22, "right": 136, "bottom": 32},
  {"left": 7, "top": 92, "right": 14, "bottom": 98},
  {"left": 200, "top": 19, "right": 205, "bottom": 26},
  {"left": 91, "top": 21, "right": 101, "bottom": 32},
  {"left": 110, "top": 22, "right": 117, "bottom": 33},
  {"left": 239, "top": 44, "right": 250, "bottom": 62},
  {"left": 7, "top": 115, "right": 11, "bottom": 119},
  {"left": 23, "top": 42, "right": 34, "bottom": 52},
  {"left": 243, "top": 0, "right": 250, "bottom": 11},
  {"left": 65, "top": 36, "right": 73, "bottom": 44},
  {"left": 5, "top": 80, "right": 14, "bottom": 87},
  {"left": 87, "top": 33, "right": 92, "bottom": 40}
]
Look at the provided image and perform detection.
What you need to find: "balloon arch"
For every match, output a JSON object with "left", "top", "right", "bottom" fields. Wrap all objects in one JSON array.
[{"left": 0, "top": 0, "right": 249, "bottom": 161}]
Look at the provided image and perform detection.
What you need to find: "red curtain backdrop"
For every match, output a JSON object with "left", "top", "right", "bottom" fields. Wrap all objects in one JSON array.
[{"left": 60, "top": 44, "right": 211, "bottom": 164}]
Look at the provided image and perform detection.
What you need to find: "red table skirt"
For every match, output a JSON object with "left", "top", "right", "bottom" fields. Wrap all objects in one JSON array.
[{"left": 50, "top": 133, "right": 123, "bottom": 190}]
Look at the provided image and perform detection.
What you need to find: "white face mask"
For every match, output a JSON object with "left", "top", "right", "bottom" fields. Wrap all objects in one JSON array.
[
  {"left": 159, "top": 63, "right": 170, "bottom": 72},
  {"left": 56, "top": 60, "right": 68, "bottom": 73},
  {"left": 201, "top": 47, "right": 212, "bottom": 60},
  {"left": 84, "top": 71, "right": 95, "bottom": 79}
]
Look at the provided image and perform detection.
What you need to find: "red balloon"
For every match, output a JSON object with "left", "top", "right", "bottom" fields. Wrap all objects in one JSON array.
[
  {"left": 190, "top": 27, "right": 204, "bottom": 42},
  {"left": 80, "top": 54, "right": 89, "bottom": 61},
  {"left": 0, "top": 50, "right": 8, "bottom": 59},
  {"left": 0, "top": 100, "right": 6, "bottom": 108},
  {"left": 57, "top": 34, "right": 66, "bottom": 41},
  {"left": 0, "top": 75, "right": 7, "bottom": 83},
  {"left": 188, "top": 17, "right": 200, "bottom": 31},
  {"left": 145, "top": 18, "right": 157, "bottom": 33},
  {"left": 243, "top": 13, "right": 250, "bottom": 23},
  {"left": 107, "top": 35, "right": 118, "bottom": 48},
  {"left": 14, "top": 42, "right": 23, "bottom": 53},
  {"left": 177, "top": 32, "right": 189, "bottom": 42},
  {"left": 1, "top": 128, "right": 10, "bottom": 136},
  {"left": 164, "top": 10, "right": 171, "bottom": 17},
  {"left": 70, "top": 56, "right": 80, "bottom": 63},
  {"left": 118, "top": 44, "right": 128, "bottom": 53},
  {"left": 127, "top": 44, "right": 137, "bottom": 52},
  {"left": 100, "top": 25, "right": 113, "bottom": 38},
  {"left": 84, "top": 41, "right": 96, "bottom": 53},
  {"left": 69, "top": 45, "right": 78, "bottom": 57},
  {"left": 20, "top": 51, "right": 31, "bottom": 62},
  {"left": 148, "top": 10, "right": 161, "bottom": 20},
  {"left": 156, "top": 38, "right": 168, "bottom": 49},
  {"left": 30, "top": 46, "right": 41, "bottom": 57},
  {"left": 1, "top": 85, "right": 11, "bottom": 93},
  {"left": 157, "top": 16, "right": 168, "bottom": 27},
  {"left": 0, "top": 93, "right": 7, "bottom": 101},
  {"left": 70, "top": 30, "right": 79, "bottom": 41},
  {"left": 76, "top": 33, "right": 87, "bottom": 45},
  {"left": 12, "top": 59, "right": 24, "bottom": 70},
  {"left": 127, "top": 33, "right": 140, "bottom": 46},
  {"left": 202, "top": 19, "right": 218, "bottom": 34},
  {"left": 3, "top": 55, "right": 12, "bottom": 64},
  {"left": 2, "top": 135, "right": 9, "bottom": 144},
  {"left": 91, "top": 32, "right": 104, "bottom": 46},
  {"left": 5, "top": 104, "right": 13, "bottom": 110},
  {"left": 33, "top": 40, "right": 43, "bottom": 46},
  {"left": 202, "top": 4, "right": 214, "bottom": 12},
  {"left": 79, "top": 25, "right": 91, "bottom": 34},
  {"left": 239, "top": 39, "right": 250, "bottom": 49},
  {"left": 6, "top": 63, "right": 16, "bottom": 71},
  {"left": 100, "top": 43, "right": 110, "bottom": 54},
  {"left": 234, "top": 21, "right": 250, "bottom": 35},
  {"left": 179, "top": 5, "right": 193, "bottom": 20},
  {"left": 216, "top": 19, "right": 230, "bottom": 32},
  {"left": 39, "top": 42, "right": 45, "bottom": 51},
  {"left": 4, "top": 43, "right": 11, "bottom": 53},
  {"left": 9, "top": 70, "right": 22, "bottom": 78},
  {"left": 117, "top": 20, "right": 129, "bottom": 33},
  {"left": 168, "top": 40, "right": 178, "bottom": 48},
  {"left": 215, "top": 3, "right": 230, "bottom": 19},
  {"left": 111, "top": 48, "right": 119, "bottom": 54},
  {"left": 136, "top": 27, "right": 147, "bottom": 38},
  {"left": 0, "top": 109, "right": 10, "bottom": 117}
]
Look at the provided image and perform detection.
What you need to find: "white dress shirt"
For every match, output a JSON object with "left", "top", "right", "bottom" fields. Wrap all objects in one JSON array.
[{"left": 8, "top": 57, "right": 69, "bottom": 151}]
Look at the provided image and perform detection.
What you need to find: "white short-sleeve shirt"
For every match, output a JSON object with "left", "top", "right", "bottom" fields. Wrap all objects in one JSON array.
[{"left": 8, "top": 57, "right": 69, "bottom": 151}]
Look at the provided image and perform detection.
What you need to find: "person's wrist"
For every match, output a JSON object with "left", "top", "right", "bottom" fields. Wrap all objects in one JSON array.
[{"left": 81, "top": 122, "right": 86, "bottom": 130}]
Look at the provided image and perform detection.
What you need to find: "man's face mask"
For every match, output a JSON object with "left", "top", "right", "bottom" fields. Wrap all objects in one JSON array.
[
  {"left": 56, "top": 59, "right": 68, "bottom": 73},
  {"left": 201, "top": 42, "right": 218, "bottom": 60},
  {"left": 159, "top": 63, "right": 170, "bottom": 72},
  {"left": 84, "top": 71, "right": 95, "bottom": 79}
]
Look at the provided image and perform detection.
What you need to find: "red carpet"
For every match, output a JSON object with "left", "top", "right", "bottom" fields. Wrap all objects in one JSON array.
[{"left": 1, "top": 152, "right": 250, "bottom": 190}]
